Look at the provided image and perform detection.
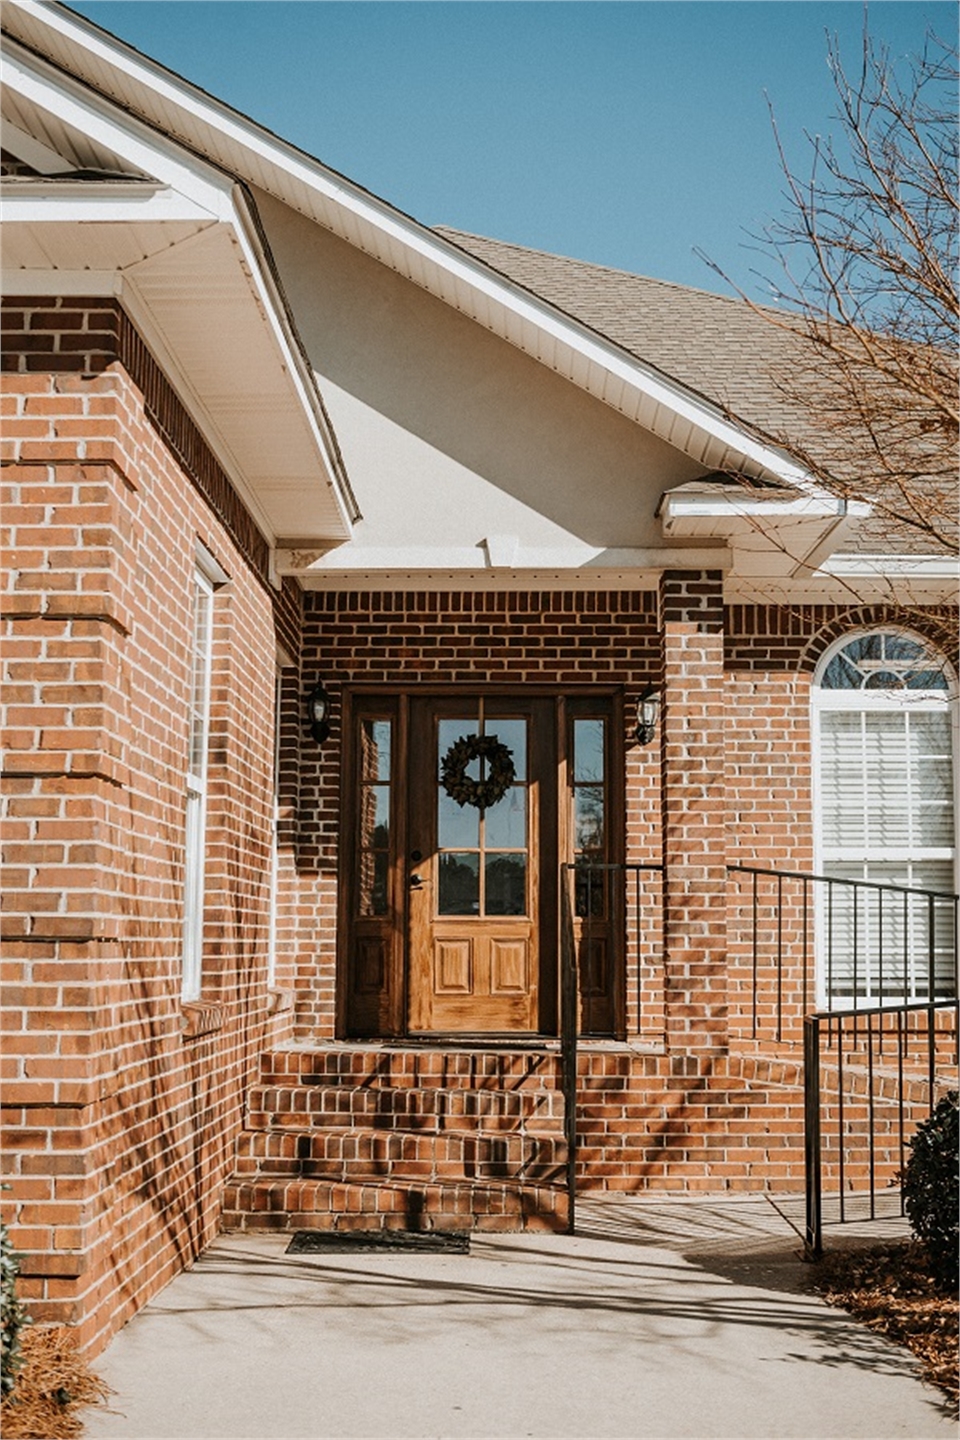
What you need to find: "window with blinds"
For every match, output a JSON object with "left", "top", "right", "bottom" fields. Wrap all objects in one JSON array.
[{"left": 814, "top": 631, "right": 957, "bottom": 1003}]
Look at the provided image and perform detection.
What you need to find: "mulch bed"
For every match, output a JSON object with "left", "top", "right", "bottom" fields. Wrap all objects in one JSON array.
[
  {"left": 812, "top": 1240, "right": 958, "bottom": 1412},
  {"left": 1, "top": 1326, "right": 111, "bottom": 1439}
]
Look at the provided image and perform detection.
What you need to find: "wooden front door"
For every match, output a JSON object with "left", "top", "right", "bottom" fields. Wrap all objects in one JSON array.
[
  {"left": 341, "top": 691, "right": 618, "bottom": 1039},
  {"left": 407, "top": 697, "right": 556, "bottom": 1034}
]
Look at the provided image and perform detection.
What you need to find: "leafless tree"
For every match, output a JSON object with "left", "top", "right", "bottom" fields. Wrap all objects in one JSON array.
[{"left": 702, "top": 24, "right": 958, "bottom": 555}]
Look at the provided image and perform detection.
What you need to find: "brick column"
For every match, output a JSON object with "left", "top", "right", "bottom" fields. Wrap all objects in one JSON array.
[{"left": 659, "top": 570, "right": 727, "bottom": 1054}]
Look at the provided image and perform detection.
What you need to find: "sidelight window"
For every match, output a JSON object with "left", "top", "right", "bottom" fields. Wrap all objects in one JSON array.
[
  {"left": 572, "top": 715, "right": 607, "bottom": 917},
  {"left": 357, "top": 718, "right": 393, "bottom": 916}
]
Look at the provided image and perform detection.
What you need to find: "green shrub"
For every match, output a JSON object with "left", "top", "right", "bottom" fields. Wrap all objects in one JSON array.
[
  {"left": 1, "top": 1216, "right": 30, "bottom": 1396},
  {"left": 903, "top": 1090, "right": 959, "bottom": 1289}
]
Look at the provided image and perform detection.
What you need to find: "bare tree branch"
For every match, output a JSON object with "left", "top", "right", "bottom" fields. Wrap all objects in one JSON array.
[{"left": 698, "top": 23, "right": 959, "bottom": 556}]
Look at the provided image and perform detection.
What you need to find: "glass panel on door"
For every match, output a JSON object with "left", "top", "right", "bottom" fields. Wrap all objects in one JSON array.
[{"left": 435, "top": 714, "right": 530, "bottom": 919}]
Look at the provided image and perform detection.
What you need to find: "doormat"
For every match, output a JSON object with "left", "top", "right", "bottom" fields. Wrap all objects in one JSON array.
[{"left": 286, "top": 1229, "right": 470, "bottom": 1255}]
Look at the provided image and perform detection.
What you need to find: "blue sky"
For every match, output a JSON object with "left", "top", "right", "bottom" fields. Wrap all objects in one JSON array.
[{"left": 65, "top": 2, "right": 953, "bottom": 301}]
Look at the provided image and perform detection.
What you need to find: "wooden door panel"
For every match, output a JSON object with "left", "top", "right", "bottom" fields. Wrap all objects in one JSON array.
[
  {"left": 356, "top": 936, "right": 387, "bottom": 995},
  {"left": 408, "top": 697, "right": 551, "bottom": 1034},
  {"left": 490, "top": 938, "right": 529, "bottom": 994},
  {"left": 434, "top": 939, "right": 474, "bottom": 994}
]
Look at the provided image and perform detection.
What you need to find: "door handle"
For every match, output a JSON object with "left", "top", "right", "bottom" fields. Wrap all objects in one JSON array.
[{"left": 410, "top": 873, "right": 428, "bottom": 889}]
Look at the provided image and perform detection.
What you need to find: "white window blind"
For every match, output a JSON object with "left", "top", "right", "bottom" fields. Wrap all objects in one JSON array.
[{"left": 814, "top": 631, "right": 957, "bottom": 1004}]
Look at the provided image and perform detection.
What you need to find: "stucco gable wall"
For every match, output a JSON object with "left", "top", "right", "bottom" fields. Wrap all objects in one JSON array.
[{"left": 255, "top": 188, "right": 707, "bottom": 555}]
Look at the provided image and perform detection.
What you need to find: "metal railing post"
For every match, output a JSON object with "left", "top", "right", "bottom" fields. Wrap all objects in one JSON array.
[
  {"left": 560, "top": 864, "right": 578, "bottom": 1235},
  {"left": 804, "top": 1013, "right": 823, "bottom": 1260}
]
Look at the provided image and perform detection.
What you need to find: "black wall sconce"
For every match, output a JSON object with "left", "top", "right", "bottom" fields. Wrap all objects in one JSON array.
[
  {"left": 633, "top": 686, "right": 660, "bottom": 746},
  {"left": 307, "top": 681, "right": 331, "bottom": 745}
]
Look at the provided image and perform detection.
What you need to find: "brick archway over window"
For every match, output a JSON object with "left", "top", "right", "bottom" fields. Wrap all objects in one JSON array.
[
  {"left": 800, "top": 606, "right": 958, "bottom": 677},
  {"left": 810, "top": 626, "right": 957, "bottom": 1003}
]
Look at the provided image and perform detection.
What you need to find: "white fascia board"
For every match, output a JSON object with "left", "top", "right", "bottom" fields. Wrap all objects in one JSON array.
[
  {"left": 2, "top": 269, "right": 122, "bottom": 294},
  {"left": 276, "top": 544, "right": 732, "bottom": 576},
  {"left": 7, "top": 1, "right": 823, "bottom": 499},
  {"left": 725, "top": 568, "right": 959, "bottom": 607},
  {"left": 289, "top": 569, "right": 729, "bottom": 593},
  {"left": 661, "top": 492, "right": 872, "bottom": 525},
  {"left": 0, "top": 185, "right": 211, "bottom": 223},
  {"left": 2, "top": 41, "right": 235, "bottom": 221},
  {"left": 820, "top": 554, "right": 960, "bottom": 578}
]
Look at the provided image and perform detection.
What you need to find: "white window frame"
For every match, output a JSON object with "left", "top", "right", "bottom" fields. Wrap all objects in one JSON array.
[
  {"left": 265, "top": 668, "right": 283, "bottom": 991},
  {"left": 811, "top": 627, "right": 958, "bottom": 1006},
  {"left": 181, "top": 546, "right": 227, "bottom": 1001}
]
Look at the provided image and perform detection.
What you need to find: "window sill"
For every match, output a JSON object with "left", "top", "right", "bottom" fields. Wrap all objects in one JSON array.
[{"left": 181, "top": 1001, "right": 224, "bottom": 1040}]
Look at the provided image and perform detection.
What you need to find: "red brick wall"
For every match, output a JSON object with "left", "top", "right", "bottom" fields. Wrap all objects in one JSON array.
[
  {"left": 295, "top": 588, "right": 663, "bottom": 1037},
  {"left": 659, "top": 570, "right": 727, "bottom": 1053},
  {"left": 293, "top": 587, "right": 955, "bottom": 1045},
  {"left": 1, "top": 301, "right": 297, "bottom": 1353}
]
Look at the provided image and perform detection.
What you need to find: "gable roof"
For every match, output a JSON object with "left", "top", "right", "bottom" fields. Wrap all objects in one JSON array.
[
  {"left": 3, "top": 0, "right": 953, "bottom": 587},
  {"left": 435, "top": 230, "right": 958, "bottom": 561},
  {"left": 1, "top": 0, "right": 837, "bottom": 506}
]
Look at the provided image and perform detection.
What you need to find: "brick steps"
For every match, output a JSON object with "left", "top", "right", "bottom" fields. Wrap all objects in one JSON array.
[
  {"left": 221, "top": 1046, "right": 569, "bottom": 1234},
  {"left": 221, "top": 1176, "right": 568, "bottom": 1234},
  {"left": 233, "top": 1125, "right": 567, "bottom": 1183},
  {"left": 257, "top": 1049, "right": 563, "bottom": 1088},
  {"left": 245, "top": 1084, "right": 562, "bottom": 1131}
]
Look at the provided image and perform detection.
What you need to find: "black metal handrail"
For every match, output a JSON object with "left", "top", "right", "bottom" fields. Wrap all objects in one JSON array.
[
  {"left": 804, "top": 997, "right": 959, "bottom": 1258},
  {"left": 559, "top": 865, "right": 577, "bottom": 1234},
  {"left": 729, "top": 864, "right": 959, "bottom": 1042}
]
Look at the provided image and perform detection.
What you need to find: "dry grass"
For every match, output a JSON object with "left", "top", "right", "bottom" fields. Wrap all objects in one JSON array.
[
  {"left": 0, "top": 1326, "right": 111, "bottom": 1439},
  {"left": 813, "top": 1240, "right": 959, "bottom": 1412}
]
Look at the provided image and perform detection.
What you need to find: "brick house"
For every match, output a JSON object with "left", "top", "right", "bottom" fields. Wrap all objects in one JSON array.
[{"left": 2, "top": 1, "right": 957, "bottom": 1356}]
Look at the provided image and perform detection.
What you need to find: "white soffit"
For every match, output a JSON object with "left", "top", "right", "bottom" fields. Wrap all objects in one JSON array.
[
  {"left": 1, "top": 39, "right": 354, "bottom": 546},
  {"left": 4, "top": 0, "right": 826, "bottom": 497},
  {"left": 659, "top": 489, "right": 878, "bottom": 577},
  {"left": 2, "top": 76, "right": 149, "bottom": 175}
]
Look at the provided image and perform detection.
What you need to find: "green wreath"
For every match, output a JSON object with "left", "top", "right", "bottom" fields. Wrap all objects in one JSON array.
[{"left": 440, "top": 734, "right": 516, "bottom": 810}]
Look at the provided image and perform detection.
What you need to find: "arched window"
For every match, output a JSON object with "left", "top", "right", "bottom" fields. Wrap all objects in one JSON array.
[{"left": 812, "top": 630, "right": 957, "bottom": 1003}]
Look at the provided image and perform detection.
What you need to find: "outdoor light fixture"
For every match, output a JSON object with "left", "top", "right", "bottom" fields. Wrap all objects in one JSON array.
[
  {"left": 633, "top": 686, "right": 660, "bottom": 746},
  {"left": 307, "top": 681, "right": 331, "bottom": 746}
]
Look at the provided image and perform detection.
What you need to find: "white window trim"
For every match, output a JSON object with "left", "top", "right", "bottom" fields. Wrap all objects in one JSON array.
[
  {"left": 811, "top": 628, "right": 959, "bottom": 1007},
  {"left": 265, "top": 668, "right": 283, "bottom": 992},
  {"left": 182, "top": 565, "right": 216, "bottom": 1003}
]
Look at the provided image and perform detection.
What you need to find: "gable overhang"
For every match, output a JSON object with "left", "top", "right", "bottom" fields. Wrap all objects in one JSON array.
[
  {"left": 658, "top": 488, "right": 873, "bottom": 578},
  {"left": 3, "top": 0, "right": 845, "bottom": 507},
  {"left": 1, "top": 36, "right": 355, "bottom": 550}
]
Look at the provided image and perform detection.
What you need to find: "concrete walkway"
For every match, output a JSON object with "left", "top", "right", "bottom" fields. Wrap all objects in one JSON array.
[{"left": 85, "top": 1195, "right": 954, "bottom": 1440}]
